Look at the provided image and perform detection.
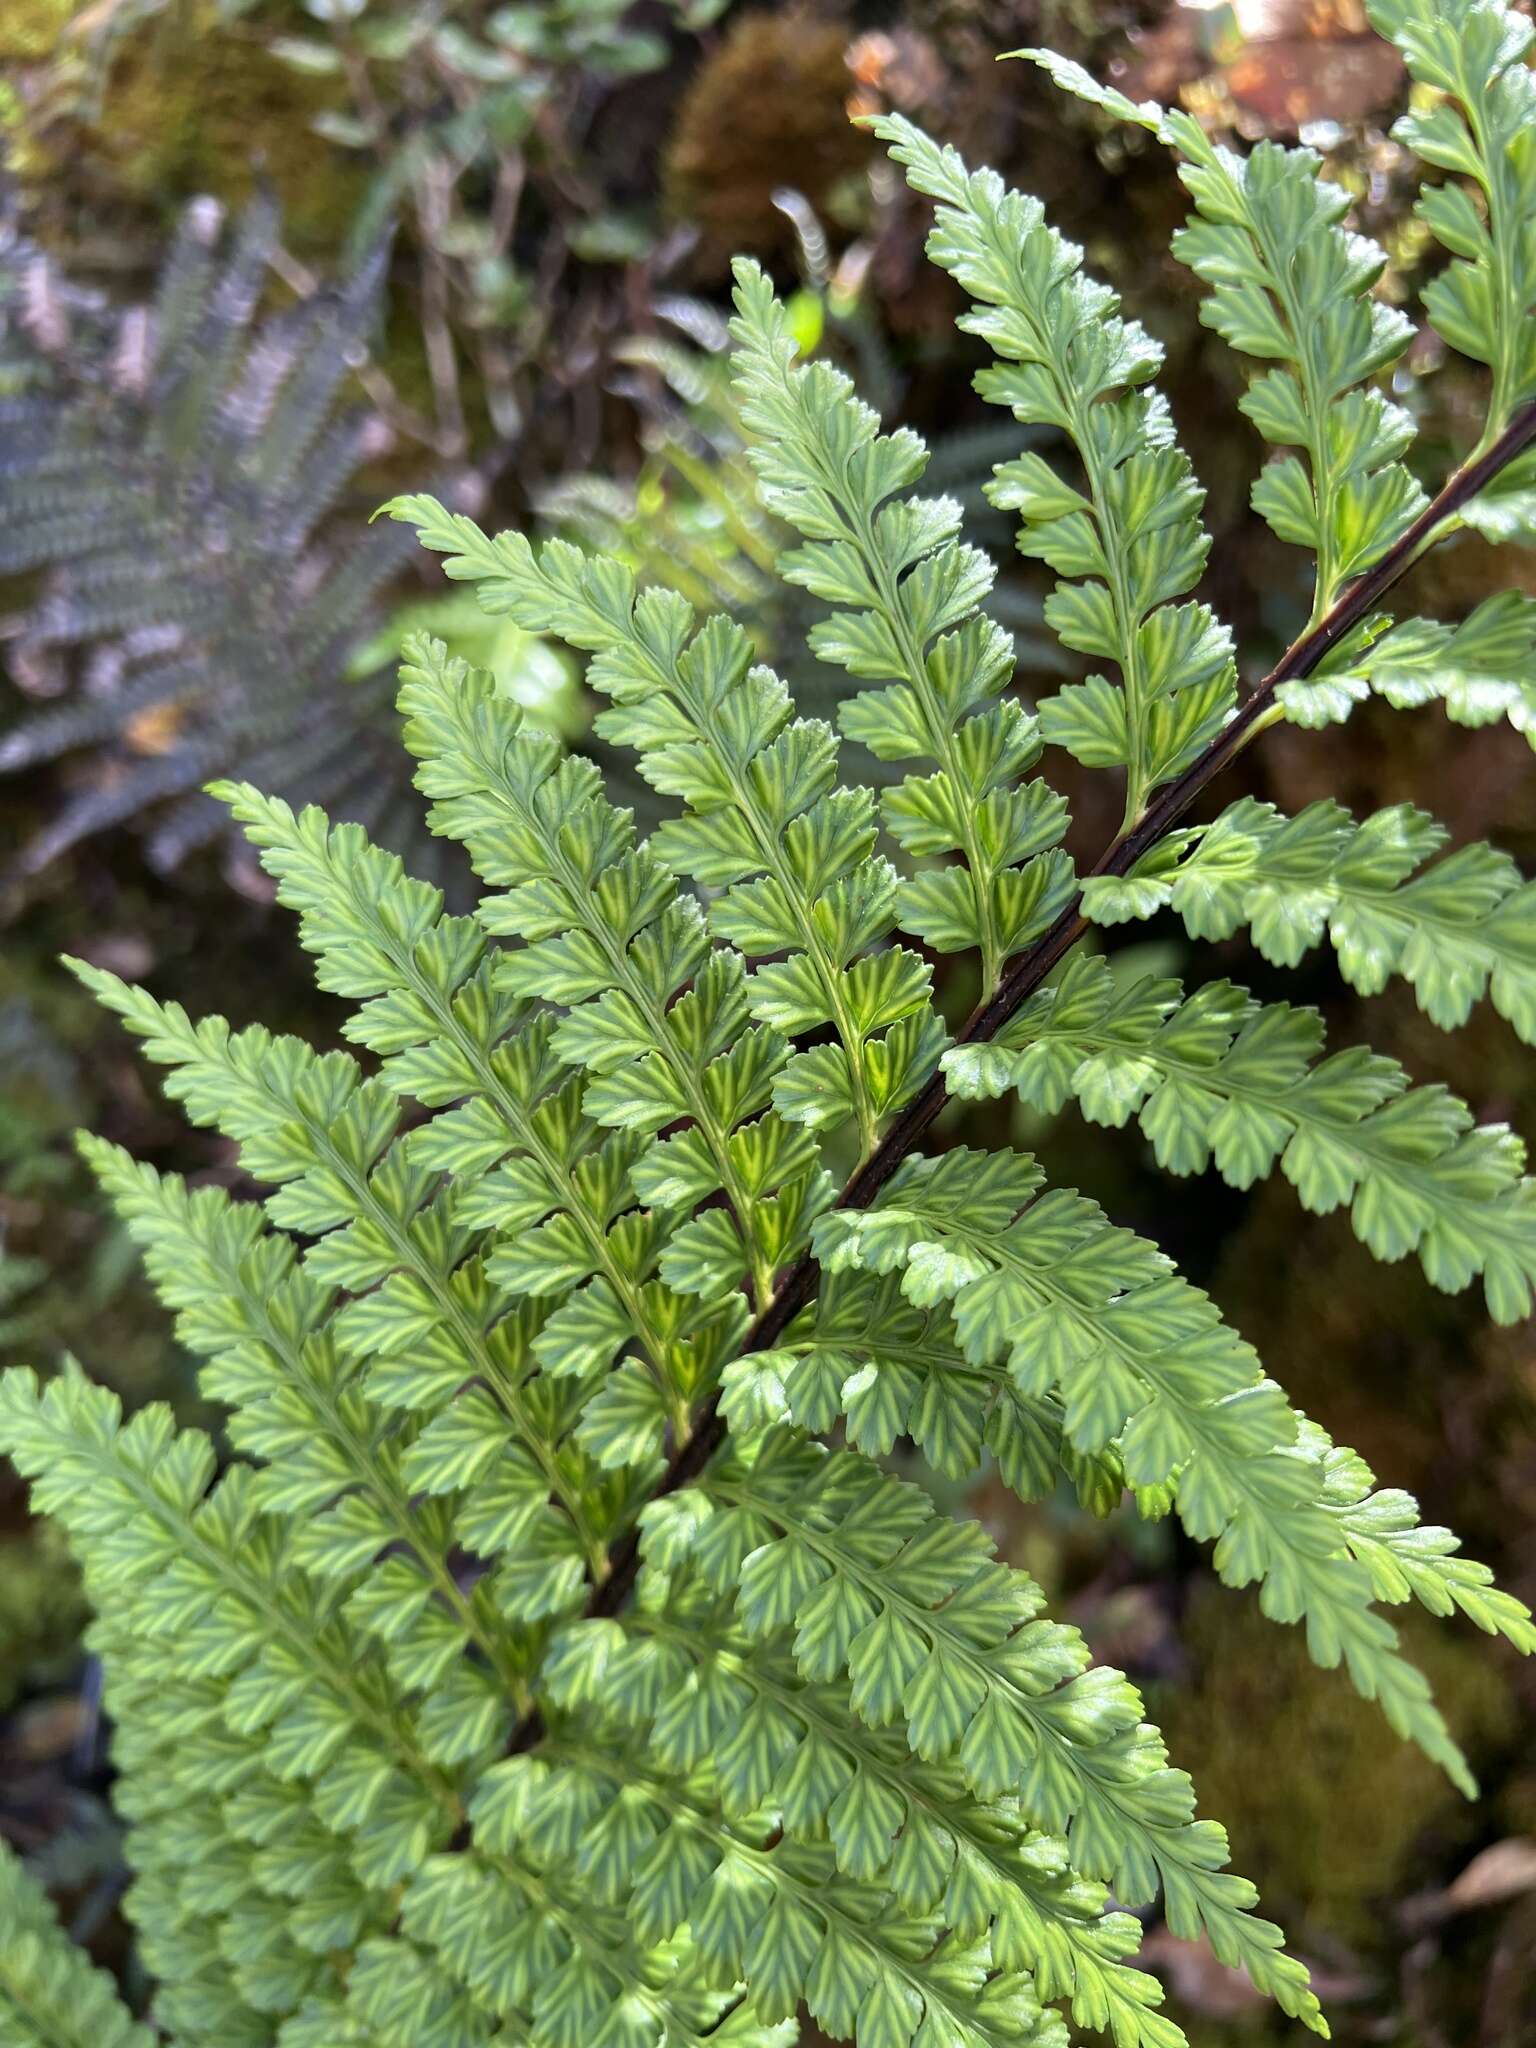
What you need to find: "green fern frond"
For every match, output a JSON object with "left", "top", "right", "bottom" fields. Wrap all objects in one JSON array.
[
  {"left": 1019, "top": 50, "right": 1423, "bottom": 615},
  {"left": 943, "top": 953, "right": 1536, "bottom": 1316},
  {"left": 5, "top": 12, "right": 1536, "bottom": 2043},
  {"left": 637, "top": 1434, "right": 1321, "bottom": 2029},
  {"left": 1276, "top": 589, "right": 1536, "bottom": 741},
  {"left": 866, "top": 113, "right": 1237, "bottom": 828},
  {"left": 0, "top": 1836, "right": 151, "bottom": 2048},
  {"left": 1088, "top": 794, "right": 1536, "bottom": 1040},
  {"left": 1367, "top": 0, "right": 1536, "bottom": 433},
  {"left": 812, "top": 1149, "right": 1488, "bottom": 1791},
  {"left": 386, "top": 497, "right": 943, "bottom": 1157},
  {"left": 571, "top": 1603, "right": 1181, "bottom": 2046},
  {"left": 389, "top": 633, "right": 823, "bottom": 1311},
  {"left": 726, "top": 259, "right": 1075, "bottom": 987}
]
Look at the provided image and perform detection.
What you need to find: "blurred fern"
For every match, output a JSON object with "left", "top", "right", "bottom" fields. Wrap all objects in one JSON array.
[{"left": 0, "top": 191, "right": 449, "bottom": 881}]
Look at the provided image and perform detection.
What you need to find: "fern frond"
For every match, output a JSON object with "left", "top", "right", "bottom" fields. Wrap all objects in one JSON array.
[
  {"left": 389, "top": 632, "right": 825, "bottom": 1311},
  {"left": 569, "top": 1601, "right": 1184, "bottom": 2047},
  {"left": 0, "top": 1368, "right": 768, "bottom": 2048},
  {"left": 1275, "top": 589, "right": 1536, "bottom": 743},
  {"left": 635, "top": 1435, "right": 1322, "bottom": 2027},
  {"left": 720, "top": 1270, "right": 1121, "bottom": 1510},
  {"left": 79, "top": 1135, "right": 530, "bottom": 1710},
  {"left": 0, "top": 199, "right": 428, "bottom": 875},
  {"left": 1088, "top": 794, "right": 1536, "bottom": 1040},
  {"left": 1367, "top": 0, "right": 1536, "bottom": 434},
  {"left": 943, "top": 953, "right": 1536, "bottom": 1316},
  {"left": 1312, "top": 1425, "right": 1536, "bottom": 1648},
  {"left": 6, "top": 21, "right": 1536, "bottom": 2041},
  {"left": 814, "top": 1149, "right": 1479, "bottom": 1790},
  {"left": 727, "top": 259, "right": 1075, "bottom": 987},
  {"left": 483, "top": 1742, "right": 1073, "bottom": 2048},
  {"left": 0, "top": 1836, "right": 152, "bottom": 2048},
  {"left": 867, "top": 114, "right": 1237, "bottom": 828},
  {"left": 385, "top": 495, "right": 942, "bottom": 1156},
  {"left": 1022, "top": 52, "right": 1423, "bottom": 614},
  {"left": 66, "top": 960, "right": 622, "bottom": 1599},
  {"left": 212, "top": 770, "right": 758, "bottom": 1466}
]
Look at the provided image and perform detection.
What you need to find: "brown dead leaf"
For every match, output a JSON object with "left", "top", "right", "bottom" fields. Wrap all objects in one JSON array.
[{"left": 1402, "top": 1839, "right": 1536, "bottom": 1931}]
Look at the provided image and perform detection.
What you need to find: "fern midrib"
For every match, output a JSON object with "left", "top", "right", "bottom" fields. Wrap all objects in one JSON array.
[
  {"left": 1182, "top": 836, "right": 1535, "bottom": 985},
  {"left": 1453, "top": 47, "right": 1525, "bottom": 443},
  {"left": 757, "top": 351, "right": 1008, "bottom": 983},
  {"left": 699, "top": 1468, "right": 1247, "bottom": 1917},
  {"left": 1327, "top": 877, "right": 1534, "bottom": 977},
  {"left": 857, "top": 513, "right": 1008, "bottom": 985},
  {"left": 1069, "top": 414, "right": 1160, "bottom": 828},
  {"left": 1209, "top": 153, "right": 1346, "bottom": 618},
  {"left": 957, "top": 200, "right": 1163, "bottom": 822},
  {"left": 535, "top": 830, "right": 777, "bottom": 1308},
  {"left": 82, "top": 1442, "right": 460, "bottom": 1814},
  {"left": 665, "top": 671, "right": 884, "bottom": 1155},
  {"left": 472, "top": 1842, "right": 719, "bottom": 2048}
]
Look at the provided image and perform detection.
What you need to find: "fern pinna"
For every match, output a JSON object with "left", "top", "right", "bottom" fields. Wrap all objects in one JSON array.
[{"left": 3, "top": 5, "right": 1536, "bottom": 2043}]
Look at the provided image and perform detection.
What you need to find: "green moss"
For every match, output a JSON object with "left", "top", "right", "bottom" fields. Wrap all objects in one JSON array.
[
  {"left": 17, "top": 11, "right": 367, "bottom": 259},
  {"left": 0, "top": 0, "right": 76, "bottom": 63},
  {"left": 1160, "top": 1584, "right": 1516, "bottom": 1946}
]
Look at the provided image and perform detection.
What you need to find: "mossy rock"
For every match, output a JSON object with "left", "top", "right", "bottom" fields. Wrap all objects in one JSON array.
[
  {"left": 0, "top": 0, "right": 77, "bottom": 64},
  {"left": 663, "top": 8, "right": 872, "bottom": 274},
  {"left": 14, "top": 10, "right": 367, "bottom": 260}
]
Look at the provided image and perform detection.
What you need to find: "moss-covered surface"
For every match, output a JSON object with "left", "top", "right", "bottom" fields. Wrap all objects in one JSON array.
[
  {"left": 1161, "top": 1589, "right": 1517, "bottom": 1948},
  {"left": 11, "top": 9, "right": 367, "bottom": 256},
  {"left": 663, "top": 9, "right": 874, "bottom": 273}
]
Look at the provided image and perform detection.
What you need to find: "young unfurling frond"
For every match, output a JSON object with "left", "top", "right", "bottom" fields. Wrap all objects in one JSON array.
[{"left": 4, "top": 11, "right": 1535, "bottom": 2045}]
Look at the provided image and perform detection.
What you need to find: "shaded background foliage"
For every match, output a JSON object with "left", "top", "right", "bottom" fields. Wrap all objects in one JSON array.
[{"left": 0, "top": 1, "right": 1532, "bottom": 2041}]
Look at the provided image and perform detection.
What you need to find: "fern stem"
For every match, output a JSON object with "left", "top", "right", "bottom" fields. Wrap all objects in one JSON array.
[{"left": 512, "top": 392, "right": 1536, "bottom": 1726}]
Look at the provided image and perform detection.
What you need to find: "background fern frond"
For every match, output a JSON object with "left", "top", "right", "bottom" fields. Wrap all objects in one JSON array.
[{"left": 0, "top": 198, "right": 439, "bottom": 878}]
